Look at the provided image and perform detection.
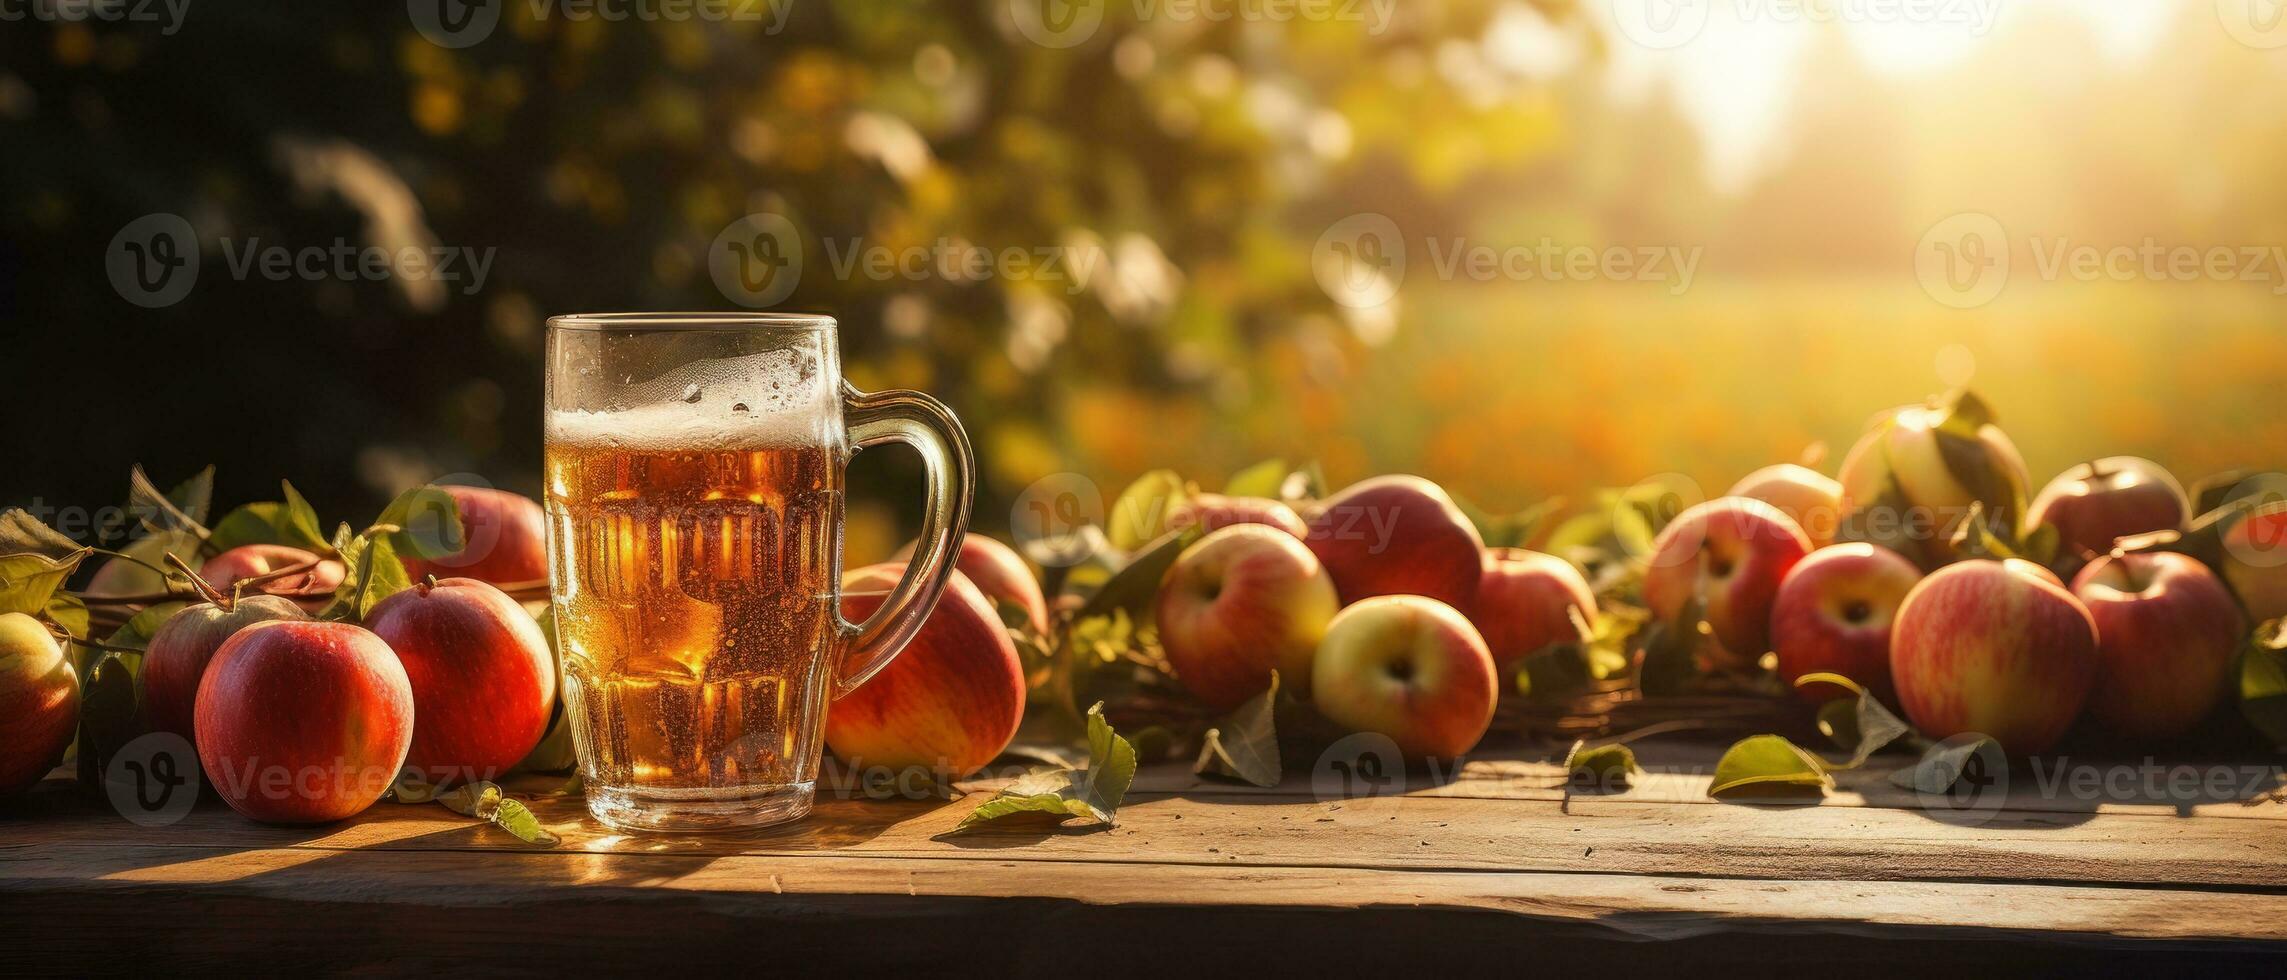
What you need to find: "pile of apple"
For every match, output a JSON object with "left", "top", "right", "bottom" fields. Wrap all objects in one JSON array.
[
  {"left": 1678, "top": 391, "right": 2266, "bottom": 755},
  {"left": 0, "top": 485, "right": 565, "bottom": 824}
]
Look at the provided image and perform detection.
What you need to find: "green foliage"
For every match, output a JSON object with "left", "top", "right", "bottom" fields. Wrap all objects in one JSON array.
[
  {"left": 1194, "top": 671, "right": 1281, "bottom": 787},
  {"left": 1709, "top": 734, "right": 1830, "bottom": 799},
  {"left": 2241, "top": 618, "right": 2287, "bottom": 749},
  {"left": 1564, "top": 740, "right": 1637, "bottom": 785},
  {"left": 1799, "top": 672, "right": 1912, "bottom": 770},
  {"left": 435, "top": 781, "right": 560, "bottom": 846},
  {"left": 950, "top": 703, "right": 1136, "bottom": 834}
]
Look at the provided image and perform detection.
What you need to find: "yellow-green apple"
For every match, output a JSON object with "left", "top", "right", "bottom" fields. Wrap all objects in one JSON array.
[
  {"left": 0, "top": 613, "right": 80, "bottom": 794},
  {"left": 1166, "top": 493, "right": 1308, "bottom": 540},
  {"left": 196, "top": 621, "right": 413, "bottom": 823},
  {"left": 2028, "top": 457, "right": 2189, "bottom": 573},
  {"left": 199, "top": 544, "right": 346, "bottom": 612},
  {"left": 896, "top": 533, "right": 1050, "bottom": 636},
  {"left": 1838, "top": 399, "right": 2030, "bottom": 567},
  {"left": 1642, "top": 498, "right": 1811, "bottom": 663},
  {"left": 1890, "top": 558, "right": 2097, "bottom": 756},
  {"left": 1770, "top": 543, "right": 1920, "bottom": 702},
  {"left": 2217, "top": 501, "right": 2287, "bottom": 622},
  {"left": 1155, "top": 524, "right": 1339, "bottom": 709},
  {"left": 1303, "top": 475, "right": 1485, "bottom": 613},
  {"left": 1311, "top": 595, "right": 1497, "bottom": 760},
  {"left": 2071, "top": 553, "right": 2244, "bottom": 740},
  {"left": 1728, "top": 464, "right": 1844, "bottom": 547},
  {"left": 1472, "top": 548, "right": 1596, "bottom": 668},
  {"left": 400, "top": 485, "right": 550, "bottom": 587},
  {"left": 1108, "top": 469, "right": 1189, "bottom": 550},
  {"left": 364, "top": 578, "right": 556, "bottom": 785},
  {"left": 141, "top": 594, "right": 308, "bottom": 743},
  {"left": 829, "top": 564, "right": 1025, "bottom": 779}
]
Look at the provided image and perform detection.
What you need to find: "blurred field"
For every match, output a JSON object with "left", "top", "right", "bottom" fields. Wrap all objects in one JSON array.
[{"left": 917, "top": 276, "right": 2287, "bottom": 543}]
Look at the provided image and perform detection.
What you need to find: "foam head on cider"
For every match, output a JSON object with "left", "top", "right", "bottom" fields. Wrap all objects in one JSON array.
[{"left": 548, "top": 348, "right": 835, "bottom": 450}]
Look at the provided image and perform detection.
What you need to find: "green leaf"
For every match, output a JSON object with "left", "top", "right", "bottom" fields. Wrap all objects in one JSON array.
[
  {"left": 1223, "top": 458, "right": 1289, "bottom": 499},
  {"left": 1072, "top": 524, "right": 1199, "bottom": 628},
  {"left": 1928, "top": 391, "right": 2025, "bottom": 540},
  {"left": 73, "top": 652, "right": 143, "bottom": 787},
  {"left": 1455, "top": 494, "right": 1566, "bottom": 550},
  {"left": 208, "top": 500, "right": 329, "bottom": 554},
  {"left": 127, "top": 465, "right": 214, "bottom": 540},
  {"left": 0, "top": 549, "right": 92, "bottom": 616},
  {"left": 376, "top": 485, "right": 465, "bottom": 561},
  {"left": 435, "top": 780, "right": 559, "bottom": 846},
  {"left": 2241, "top": 618, "right": 2287, "bottom": 749},
  {"left": 1947, "top": 501, "right": 2021, "bottom": 562},
  {"left": 0, "top": 509, "right": 84, "bottom": 561},
  {"left": 105, "top": 602, "right": 185, "bottom": 657},
  {"left": 1194, "top": 671, "right": 1281, "bottom": 787},
  {"left": 389, "top": 770, "right": 445, "bottom": 804},
  {"left": 1708, "top": 734, "right": 1830, "bottom": 798},
  {"left": 948, "top": 702, "right": 1135, "bottom": 834},
  {"left": 1107, "top": 469, "right": 1189, "bottom": 551},
  {"left": 1635, "top": 598, "right": 1703, "bottom": 697},
  {"left": 1798, "top": 672, "right": 1913, "bottom": 769},
  {"left": 1564, "top": 740, "right": 1637, "bottom": 785},
  {"left": 1889, "top": 736, "right": 2000, "bottom": 795},
  {"left": 321, "top": 531, "right": 415, "bottom": 621}
]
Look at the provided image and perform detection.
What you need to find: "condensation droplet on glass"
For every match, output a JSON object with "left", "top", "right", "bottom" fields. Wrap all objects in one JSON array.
[
  {"left": 681, "top": 383, "right": 704, "bottom": 403},
  {"left": 731, "top": 402, "right": 750, "bottom": 413}
]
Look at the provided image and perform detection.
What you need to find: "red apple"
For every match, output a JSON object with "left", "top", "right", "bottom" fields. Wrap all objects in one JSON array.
[
  {"left": 195, "top": 621, "right": 413, "bottom": 823},
  {"left": 2028, "top": 457, "right": 2189, "bottom": 573},
  {"left": 0, "top": 613, "right": 80, "bottom": 794},
  {"left": 200, "top": 544, "right": 346, "bottom": 612},
  {"left": 141, "top": 595, "right": 308, "bottom": 743},
  {"left": 1891, "top": 558, "right": 2098, "bottom": 756},
  {"left": 364, "top": 578, "right": 556, "bottom": 785},
  {"left": 1770, "top": 543, "right": 1920, "bottom": 702},
  {"left": 1155, "top": 524, "right": 1340, "bottom": 710},
  {"left": 2219, "top": 501, "right": 2287, "bottom": 622},
  {"left": 1166, "top": 493, "right": 1309, "bottom": 540},
  {"left": 1303, "top": 475, "right": 1485, "bottom": 613},
  {"left": 1471, "top": 548, "right": 1596, "bottom": 668},
  {"left": 1728, "top": 463, "right": 1844, "bottom": 547},
  {"left": 400, "top": 485, "right": 550, "bottom": 587},
  {"left": 1838, "top": 401, "right": 2030, "bottom": 566},
  {"left": 828, "top": 564, "right": 1025, "bottom": 779},
  {"left": 896, "top": 533, "right": 1050, "bottom": 636},
  {"left": 1642, "top": 497, "right": 1811, "bottom": 663},
  {"left": 2071, "top": 553, "right": 2244, "bottom": 740},
  {"left": 1310, "top": 596, "right": 1497, "bottom": 760}
]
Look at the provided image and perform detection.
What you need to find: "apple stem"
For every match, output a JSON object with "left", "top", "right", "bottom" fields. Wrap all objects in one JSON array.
[{"left": 166, "top": 552, "right": 233, "bottom": 610}]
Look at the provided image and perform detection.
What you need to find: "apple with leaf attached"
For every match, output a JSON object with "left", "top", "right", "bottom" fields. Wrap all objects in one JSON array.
[{"left": 1838, "top": 391, "right": 2031, "bottom": 568}]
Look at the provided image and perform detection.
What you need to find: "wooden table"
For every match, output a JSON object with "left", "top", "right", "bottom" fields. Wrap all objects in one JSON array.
[{"left": 6, "top": 741, "right": 2285, "bottom": 974}]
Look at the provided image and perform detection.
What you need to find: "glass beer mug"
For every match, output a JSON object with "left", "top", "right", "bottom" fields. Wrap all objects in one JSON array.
[{"left": 543, "top": 313, "right": 973, "bottom": 832}]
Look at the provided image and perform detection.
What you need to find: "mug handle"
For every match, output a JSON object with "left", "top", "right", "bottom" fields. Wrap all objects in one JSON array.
[{"left": 833, "top": 381, "right": 975, "bottom": 698}]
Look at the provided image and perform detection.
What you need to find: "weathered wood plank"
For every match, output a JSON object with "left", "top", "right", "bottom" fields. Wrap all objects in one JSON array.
[
  {"left": 3, "top": 846, "right": 2284, "bottom": 973},
  {"left": 9, "top": 762, "right": 2285, "bottom": 892}
]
